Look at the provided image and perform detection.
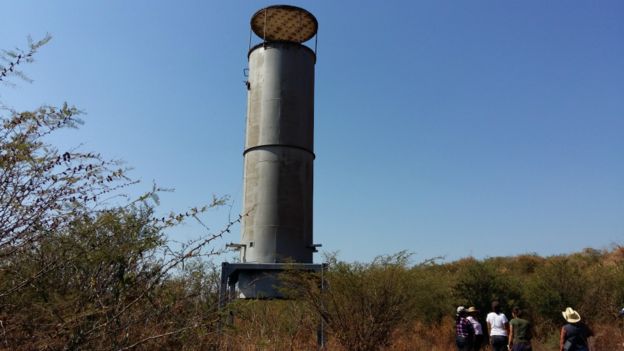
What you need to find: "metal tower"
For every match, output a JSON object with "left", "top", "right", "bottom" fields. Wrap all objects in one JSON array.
[{"left": 221, "top": 5, "right": 322, "bottom": 299}]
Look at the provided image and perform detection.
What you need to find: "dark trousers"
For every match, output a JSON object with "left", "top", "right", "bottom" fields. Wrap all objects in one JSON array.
[
  {"left": 472, "top": 334, "right": 484, "bottom": 350},
  {"left": 456, "top": 336, "right": 473, "bottom": 351},
  {"left": 490, "top": 335, "right": 508, "bottom": 351}
]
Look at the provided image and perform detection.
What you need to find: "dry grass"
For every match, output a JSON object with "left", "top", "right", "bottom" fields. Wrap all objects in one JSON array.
[{"left": 220, "top": 315, "right": 624, "bottom": 351}]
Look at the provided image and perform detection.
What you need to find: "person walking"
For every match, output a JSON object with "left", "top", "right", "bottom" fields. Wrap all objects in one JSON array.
[
  {"left": 560, "top": 307, "right": 593, "bottom": 351},
  {"left": 486, "top": 301, "right": 509, "bottom": 351},
  {"left": 456, "top": 306, "right": 475, "bottom": 351},
  {"left": 508, "top": 306, "right": 532, "bottom": 351},
  {"left": 466, "top": 307, "right": 484, "bottom": 351}
]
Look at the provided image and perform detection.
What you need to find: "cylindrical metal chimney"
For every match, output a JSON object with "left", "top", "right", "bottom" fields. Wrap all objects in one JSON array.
[{"left": 241, "top": 5, "right": 318, "bottom": 264}]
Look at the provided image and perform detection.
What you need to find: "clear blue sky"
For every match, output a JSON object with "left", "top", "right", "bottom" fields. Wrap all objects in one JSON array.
[{"left": 2, "top": 1, "right": 623, "bottom": 263}]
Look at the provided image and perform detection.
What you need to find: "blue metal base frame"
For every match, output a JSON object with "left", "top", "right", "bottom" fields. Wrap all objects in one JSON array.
[{"left": 219, "top": 262, "right": 324, "bottom": 302}]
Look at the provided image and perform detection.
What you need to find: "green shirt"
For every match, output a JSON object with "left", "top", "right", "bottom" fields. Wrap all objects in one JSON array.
[{"left": 510, "top": 318, "right": 531, "bottom": 343}]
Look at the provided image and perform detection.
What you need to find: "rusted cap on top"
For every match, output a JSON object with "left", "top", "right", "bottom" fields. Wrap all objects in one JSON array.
[{"left": 251, "top": 5, "right": 318, "bottom": 43}]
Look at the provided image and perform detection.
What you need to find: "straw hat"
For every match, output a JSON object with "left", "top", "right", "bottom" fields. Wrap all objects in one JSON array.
[
  {"left": 562, "top": 307, "right": 581, "bottom": 323},
  {"left": 467, "top": 306, "right": 479, "bottom": 313}
]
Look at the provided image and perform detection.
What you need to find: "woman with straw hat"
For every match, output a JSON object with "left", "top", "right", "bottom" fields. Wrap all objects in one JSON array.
[
  {"left": 466, "top": 307, "right": 484, "bottom": 351},
  {"left": 560, "top": 307, "right": 593, "bottom": 351}
]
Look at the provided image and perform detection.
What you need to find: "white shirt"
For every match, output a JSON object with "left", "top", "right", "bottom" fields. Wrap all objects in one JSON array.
[
  {"left": 486, "top": 312, "right": 508, "bottom": 336},
  {"left": 467, "top": 316, "right": 483, "bottom": 335}
]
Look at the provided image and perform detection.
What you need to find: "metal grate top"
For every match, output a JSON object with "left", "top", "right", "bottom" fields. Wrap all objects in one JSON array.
[{"left": 250, "top": 5, "right": 318, "bottom": 43}]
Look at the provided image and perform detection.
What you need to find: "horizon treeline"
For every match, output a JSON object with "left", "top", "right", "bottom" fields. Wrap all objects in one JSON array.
[{"left": 3, "top": 218, "right": 623, "bottom": 351}]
